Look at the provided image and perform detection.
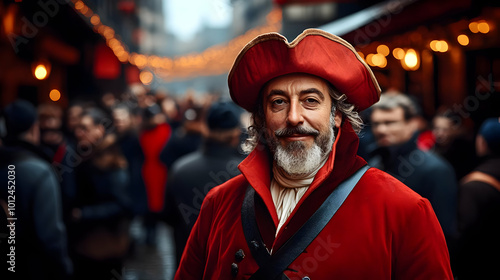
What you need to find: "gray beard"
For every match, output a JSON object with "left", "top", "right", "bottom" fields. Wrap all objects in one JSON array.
[{"left": 268, "top": 115, "right": 335, "bottom": 176}]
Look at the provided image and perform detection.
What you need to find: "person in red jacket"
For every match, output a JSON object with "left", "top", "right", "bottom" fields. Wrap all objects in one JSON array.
[{"left": 176, "top": 29, "right": 453, "bottom": 280}]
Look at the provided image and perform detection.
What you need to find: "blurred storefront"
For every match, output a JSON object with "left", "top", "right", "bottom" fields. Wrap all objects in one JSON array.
[
  {"left": 0, "top": 0, "right": 143, "bottom": 107},
  {"left": 1, "top": 0, "right": 498, "bottom": 125},
  {"left": 277, "top": 0, "right": 500, "bottom": 125}
]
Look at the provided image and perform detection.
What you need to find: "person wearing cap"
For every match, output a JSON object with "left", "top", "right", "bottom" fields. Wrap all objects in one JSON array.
[
  {"left": 457, "top": 117, "right": 500, "bottom": 279},
  {"left": 175, "top": 29, "right": 452, "bottom": 279},
  {"left": 163, "top": 100, "right": 245, "bottom": 266},
  {"left": 0, "top": 100, "right": 73, "bottom": 279}
]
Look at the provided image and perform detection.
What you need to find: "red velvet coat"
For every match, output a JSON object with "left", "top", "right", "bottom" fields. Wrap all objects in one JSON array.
[{"left": 175, "top": 121, "right": 453, "bottom": 280}]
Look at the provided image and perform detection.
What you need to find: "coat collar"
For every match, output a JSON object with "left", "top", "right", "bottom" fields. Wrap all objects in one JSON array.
[{"left": 238, "top": 120, "right": 366, "bottom": 228}]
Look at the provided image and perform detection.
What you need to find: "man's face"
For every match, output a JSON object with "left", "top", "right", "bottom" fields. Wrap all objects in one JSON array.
[
  {"left": 75, "top": 115, "right": 104, "bottom": 148},
  {"left": 262, "top": 73, "right": 340, "bottom": 175},
  {"left": 67, "top": 105, "right": 83, "bottom": 132},
  {"left": 432, "top": 116, "right": 456, "bottom": 146},
  {"left": 371, "top": 107, "right": 414, "bottom": 147},
  {"left": 113, "top": 108, "right": 132, "bottom": 134}
]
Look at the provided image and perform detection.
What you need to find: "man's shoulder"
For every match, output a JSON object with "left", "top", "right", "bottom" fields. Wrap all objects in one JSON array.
[
  {"left": 410, "top": 148, "right": 452, "bottom": 170},
  {"left": 0, "top": 148, "right": 58, "bottom": 198},
  {"left": 170, "top": 150, "right": 203, "bottom": 172},
  {"left": 0, "top": 147, "right": 52, "bottom": 172}
]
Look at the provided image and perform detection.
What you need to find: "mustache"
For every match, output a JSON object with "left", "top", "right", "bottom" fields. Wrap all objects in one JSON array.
[{"left": 275, "top": 126, "right": 320, "bottom": 137}]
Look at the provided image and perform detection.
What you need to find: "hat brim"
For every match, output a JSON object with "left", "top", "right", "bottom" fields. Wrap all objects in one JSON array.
[{"left": 228, "top": 28, "right": 381, "bottom": 112}]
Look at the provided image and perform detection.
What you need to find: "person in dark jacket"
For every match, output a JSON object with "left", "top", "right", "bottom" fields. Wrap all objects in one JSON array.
[
  {"left": 457, "top": 117, "right": 500, "bottom": 279},
  {"left": 431, "top": 109, "right": 477, "bottom": 180},
  {"left": 0, "top": 100, "right": 73, "bottom": 280},
  {"left": 164, "top": 101, "right": 245, "bottom": 266},
  {"left": 160, "top": 104, "right": 207, "bottom": 170},
  {"left": 70, "top": 107, "right": 132, "bottom": 280},
  {"left": 112, "top": 103, "right": 148, "bottom": 217},
  {"left": 367, "top": 92, "right": 458, "bottom": 259},
  {"left": 38, "top": 102, "right": 78, "bottom": 225}
]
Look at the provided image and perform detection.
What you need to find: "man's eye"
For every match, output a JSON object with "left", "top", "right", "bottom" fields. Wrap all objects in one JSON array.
[
  {"left": 303, "top": 98, "right": 320, "bottom": 106},
  {"left": 273, "top": 99, "right": 285, "bottom": 105}
]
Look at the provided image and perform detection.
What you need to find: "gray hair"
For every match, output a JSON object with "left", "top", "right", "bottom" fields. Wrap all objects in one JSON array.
[
  {"left": 242, "top": 84, "right": 363, "bottom": 154},
  {"left": 371, "top": 91, "right": 419, "bottom": 120}
]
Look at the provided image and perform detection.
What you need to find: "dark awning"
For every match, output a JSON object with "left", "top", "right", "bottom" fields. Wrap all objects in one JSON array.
[{"left": 318, "top": 0, "right": 473, "bottom": 45}]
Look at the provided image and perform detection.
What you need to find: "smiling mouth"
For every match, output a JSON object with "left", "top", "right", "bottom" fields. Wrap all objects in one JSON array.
[{"left": 280, "top": 134, "right": 313, "bottom": 141}]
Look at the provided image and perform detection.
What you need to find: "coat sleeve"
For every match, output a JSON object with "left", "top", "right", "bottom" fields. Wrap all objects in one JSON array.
[
  {"left": 174, "top": 188, "right": 216, "bottom": 280},
  {"left": 32, "top": 163, "right": 73, "bottom": 279},
  {"left": 421, "top": 160, "right": 458, "bottom": 238},
  {"left": 393, "top": 198, "right": 453, "bottom": 280}
]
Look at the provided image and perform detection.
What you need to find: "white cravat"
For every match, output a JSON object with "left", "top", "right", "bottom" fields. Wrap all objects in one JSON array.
[{"left": 270, "top": 156, "right": 328, "bottom": 236}]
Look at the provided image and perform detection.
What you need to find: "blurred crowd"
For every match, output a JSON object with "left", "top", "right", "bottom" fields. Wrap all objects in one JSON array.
[
  {"left": 0, "top": 84, "right": 246, "bottom": 280},
  {"left": 0, "top": 85, "right": 499, "bottom": 279}
]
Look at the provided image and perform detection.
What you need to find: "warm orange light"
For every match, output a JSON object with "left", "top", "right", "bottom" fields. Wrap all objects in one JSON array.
[
  {"left": 477, "top": 21, "right": 490, "bottom": 33},
  {"left": 430, "top": 40, "right": 448, "bottom": 52},
  {"left": 392, "top": 48, "right": 405, "bottom": 60},
  {"left": 108, "top": 38, "right": 120, "bottom": 49},
  {"left": 469, "top": 22, "right": 479, "bottom": 33},
  {"left": 134, "top": 54, "right": 148, "bottom": 68},
  {"left": 117, "top": 53, "right": 129, "bottom": 63},
  {"left": 457, "top": 34, "right": 469, "bottom": 46},
  {"left": 366, "top": 54, "right": 375, "bottom": 67},
  {"left": 139, "top": 71, "right": 153, "bottom": 85},
  {"left": 74, "top": 0, "right": 84, "bottom": 10},
  {"left": 3, "top": 5, "right": 17, "bottom": 35},
  {"left": 379, "top": 58, "right": 387, "bottom": 68},
  {"left": 49, "top": 89, "right": 61, "bottom": 101},
  {"left": 372, "top": 53, "right": 386, "bottom": 67},
  {"left": 80, "top": 5, "right": 89, "bottom": 17},
  {"left": 90, "top": 15, "right": 100, "bottom": 25},
  {"left": 103, "top": 27, "right": 115, "bottom": 39},
  {"left": 438, "top": 41, "right": 448, "bottom": 52},
  {"left": 430, "top": 40, "right": 439, "bottom": 52},
  {"left": 150, "top": 56, "right": 163, "bottom": 68},
  {"left": 34, "top": 64, "right": 48, "bottom": 80},
  {"left": 76, "top": 2, "right": 282, "bottom": 80},
  {"left": 357, "top": 51, "right": 364, "bottom": 60},
  {"left": 402, "top": 49, "right": 419, "bottom": 71},
  {"left": 377, "top": 45, "right": 390, "bottom": 56}
]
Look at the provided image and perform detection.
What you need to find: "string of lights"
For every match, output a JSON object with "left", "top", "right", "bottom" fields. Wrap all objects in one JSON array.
[
  {"left": 70, "top": 0, "right": 282, "bottom": 83},
  {"left": 70, "top": 0, "right": 493, "bottom": 81}
]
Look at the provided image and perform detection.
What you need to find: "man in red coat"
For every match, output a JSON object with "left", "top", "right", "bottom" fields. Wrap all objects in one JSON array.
[{"left": 175, "top": 29, "right": 453, "bottom": 280}]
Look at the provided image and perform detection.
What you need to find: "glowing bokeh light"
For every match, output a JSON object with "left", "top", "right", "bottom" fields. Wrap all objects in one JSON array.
[
  {"left": 402, "top": 49, "right": 419, "bottom": 71},
  {"left": 49, "top": 89, "right": 61, "bottom": 101},
  {"left": 393, "top": 48, "right": 405, "bottom": 60},
  {"left": 140, "top": 70, "right": 154, "bottom": 85},
  {"left": 469, "top": 22, "right": 479, "bottom": 33},
  {"left": 377, "top": 45, "right": 390, "bottom": 56},
  {"left": 457, "top": 34, "right": 469, "bottom": 46},
  {"left": 477, "top": 21, "right": 490, "bottom": 33},
  {"left": 34, "top": 64, "right": 48, "bottom": 80}
]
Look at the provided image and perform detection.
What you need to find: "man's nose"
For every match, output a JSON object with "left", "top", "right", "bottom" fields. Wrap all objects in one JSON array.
[
  {"left": 286, "top": 100, "right": 304, "bottom": 126},
  {"left": 372, "top": 123, "right": 387, "bottom": 134}
]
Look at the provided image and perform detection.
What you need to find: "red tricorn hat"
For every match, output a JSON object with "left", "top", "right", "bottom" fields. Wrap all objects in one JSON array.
[{"left": 228, "top": 29, "right": 381, "bottom": 112}]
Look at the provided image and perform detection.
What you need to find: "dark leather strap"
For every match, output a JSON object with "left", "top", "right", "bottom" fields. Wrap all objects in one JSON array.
[
  {"left": 242, "top": 165, "right": 370, "bottom": 280},
  {"left": 241, "top": 185, "right": 272, "bottom": 267}
]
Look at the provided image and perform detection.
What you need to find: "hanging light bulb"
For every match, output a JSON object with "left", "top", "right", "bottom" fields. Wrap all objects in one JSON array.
[
  {"left": 402, "top": 49, "right": 420, "bottom": 71},
  {"left": 32, "top": 60, "right": 51, "bottom": 80}
]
